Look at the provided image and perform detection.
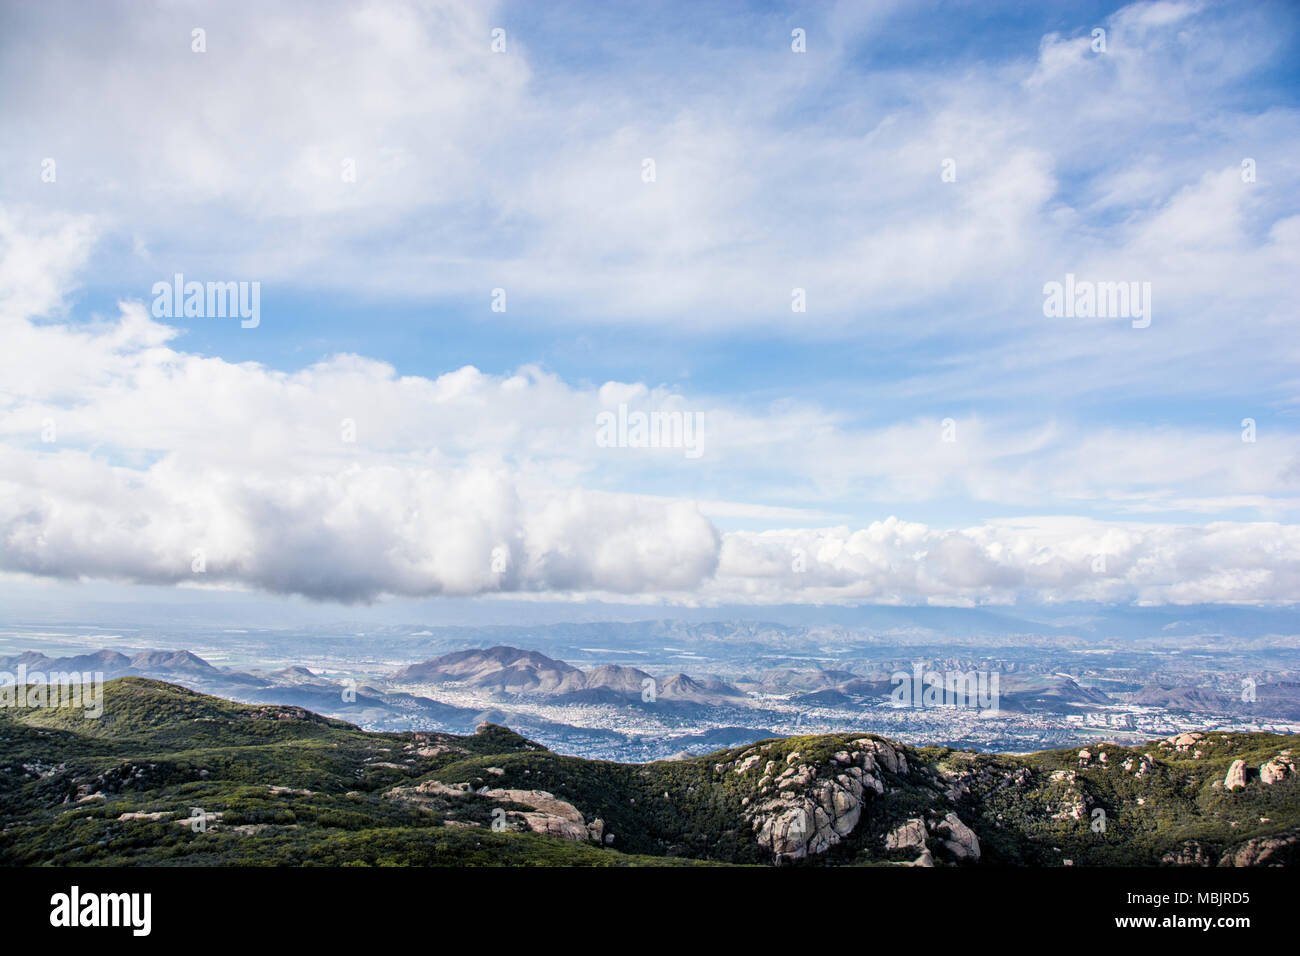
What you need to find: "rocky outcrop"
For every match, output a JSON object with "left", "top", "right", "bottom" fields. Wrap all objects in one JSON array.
[
  {"left": 1224, "top": 759, "right": 1248, "bottom": 791},
  {"left": 735, "top": 754, "right": 761, "bottom": 774},
  {"left": 1122, "top": 753, "right": 1156, "bottom": 777},
  {"left": 885, "top": 818, "right": 928, "bottom": 852},
  {"left": 1219, "top": 832, "right": 1299, "bottom": 867},
  {"left": 931, "top": 811, "right": 980, "bottom": 861},
  {"left": 404, "top": 740, "right": 468, "bottom": 759},
  {"left": 745, "top": 737, "right": 907, "bottom": 863},
  {"left": 936, "top": 767, "right": 972, "bottom": 802},
  {"left": 1162, "top": 828, "right": 1300, "bottom": 867},
  {"left": 1165, "top": 732, "right": 1204, "bottom": 753},
  {"left": 850, "top": 738, "right": 908, "bottom": 775},
  {"left": 751, "top": 772, "right": 865, "bottom": 862},
  {"left": 386, "top": 779, "right": 595, "bottom": 843},
  {"left": 480, "top": 788, "right": 588, "bottom": 841},
  {"left": 1259, "top": 750, "right": 1294, "bottom": 785},
  {"left": 1045, "top": 769, "right": 1091, "bottom": 821},
  {"left": 386, "top": 778, "right": 469, "bottom": 801},
  {"left": 388, "top": 729, "right": 1298, "bottom": 866},
  {"left": 1161, "top": 841, "right": 1211, "bottom": 866}
]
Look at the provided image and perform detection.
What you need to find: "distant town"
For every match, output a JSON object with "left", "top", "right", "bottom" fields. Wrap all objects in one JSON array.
[{"left": 4, "top": 610, "right": 1296, "bottom": 761}]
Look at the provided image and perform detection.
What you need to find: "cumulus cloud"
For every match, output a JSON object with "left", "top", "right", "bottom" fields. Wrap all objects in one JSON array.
[
  {"left": 713, "top": 518, "right": 1300, "bottom": 606},
  {"left": 6, "top": 425, "right": 1298, "bottom": 604},
  {"left": 0, "top": 264, "right": 1296, "bottom": 604},
  {"left": 0, "top": 208, "right": 96, "bottom": 323},
  {"left": 0, "top": 451, "right": 720, "bottom": 602}
]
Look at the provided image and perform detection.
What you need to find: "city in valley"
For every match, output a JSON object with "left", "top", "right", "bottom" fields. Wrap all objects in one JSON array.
[{"left": 5, "top": 604, "right": 1295, "bottom": 761}]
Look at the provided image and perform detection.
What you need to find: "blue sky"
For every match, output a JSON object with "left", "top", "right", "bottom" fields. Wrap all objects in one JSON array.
[{"left": 1, "top": 0, "right": 1299, "bottom": 608}]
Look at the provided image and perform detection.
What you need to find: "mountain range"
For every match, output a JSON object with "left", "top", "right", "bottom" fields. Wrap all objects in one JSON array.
[{"left": 7, "top": 643, "right": 1300, "bottom": 762}]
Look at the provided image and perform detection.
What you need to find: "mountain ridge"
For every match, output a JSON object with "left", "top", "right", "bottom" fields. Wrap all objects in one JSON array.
[
  {"left": 390, "top": 645, "right": 746, "bottom": 704},
  {"left": 1, "top": 678, "right": 1296, "bottom": 867}
]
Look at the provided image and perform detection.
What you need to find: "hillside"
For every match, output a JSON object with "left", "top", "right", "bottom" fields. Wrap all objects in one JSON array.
[{"left": 0, "top": 678, "right": 1296, "bottom": 867}]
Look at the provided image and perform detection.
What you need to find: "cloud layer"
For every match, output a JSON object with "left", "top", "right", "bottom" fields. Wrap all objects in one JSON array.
[{"left": 0, "top": 211, "right": 1296, "bottom": 605}]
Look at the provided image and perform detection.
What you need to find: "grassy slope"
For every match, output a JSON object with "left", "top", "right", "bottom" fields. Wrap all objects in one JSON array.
[{"left": 1, "top": 678, "right": 1295, "bottom": 866}]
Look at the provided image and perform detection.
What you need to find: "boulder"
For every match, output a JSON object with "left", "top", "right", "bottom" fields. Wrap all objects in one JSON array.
[
  {"left": 1224, "top": 759, "right": 1248, "bottom": 791},
  {"left": 1259, "top": 750, "right": 1294, "bottom": 785},
  {"left": 885, "top": 818, "right": 928, "bottom": 852},
  {"left": 735, "top": 754, "right": 761, "bottom": 774},
  {"left": 932, "top": 811, "right": 980, "bottom": 861},
  {"left": 482, "top": 788, "right": 589, "bottom": 841},
  {"left": 1165, "top": 732, "right": 1204, "bottom": 752}
]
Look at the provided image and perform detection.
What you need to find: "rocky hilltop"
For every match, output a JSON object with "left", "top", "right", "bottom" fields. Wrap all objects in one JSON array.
[{"left": 1, "top": 678, "right": 1295, "bottom": 867}]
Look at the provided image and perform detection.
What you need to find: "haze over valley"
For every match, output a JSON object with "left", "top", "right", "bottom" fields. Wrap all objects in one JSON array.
[{"left": 6, "top": 605, "right": 1296, "bottom": 760}]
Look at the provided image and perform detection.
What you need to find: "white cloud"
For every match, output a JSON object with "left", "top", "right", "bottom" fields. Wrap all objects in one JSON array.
[
  {"left": 0, "top": 248, "right": 1296, "bottom": 604},
  {"left": 0, "top": 208, "right": 96, "bottom": 323},
  {"left": 710, "top": 517, "right": 1300, "bottom": 606},
  {"left": 0, "top": 449, "right": 720, "bottom": 602}
]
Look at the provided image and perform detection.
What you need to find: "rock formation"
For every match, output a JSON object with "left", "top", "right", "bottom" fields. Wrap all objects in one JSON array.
[
  {"left": 1259, "top": 750, "right": 1294, "bottom": 785},
  {"left": 1224, "top": 758, "right": 1248, "bottom": 791},
  {"left": 743, "top": 737, "right": 905, "bottom": 863},
  {"left": 885, "top": 818, "right": 928, "bottom": 852},
  {"left": 931, "top": 811, "right": 981, "bottom": 861}
]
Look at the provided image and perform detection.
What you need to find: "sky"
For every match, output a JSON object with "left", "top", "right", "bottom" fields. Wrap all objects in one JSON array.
[{"left": 1, "top": 0, "right": 1299, "bottom": 611}]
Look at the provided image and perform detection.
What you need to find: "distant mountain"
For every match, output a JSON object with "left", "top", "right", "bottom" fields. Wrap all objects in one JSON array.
[
  {"left": 390, "top": 646, "right": 744, "bottom": 704},
  {"left": 392, "top": 646, "right": 585, "bottom": 694},
  {"left": 1124, "top": 681, "right": 1300, "bottom": 720},
  {"left": 126, "top": 649, "right": 223, "bottom": 676},
  {"left": 997, "top": 674, "right": 1112, "bottom": 711},
  {"left": 11, "top": 643, "right": 1296, "bottom": 763},
  {"left": 0, "top": 648, "right": 234, "bottom": 681},
  {"left": 0, "top": 649, "right": 134, "bottom": 674},
  {"left": 837, "top": 678, "right": 896, "bottom": 697},
  {"left": 658, "top": 672, "right": 745, "bottom": 702},
  {"left": 746, "top": 667, "right": 861, "bottom": 693},
  {"left": 582, "top": 664, "right": 652, "bottom": 698},
  {"left": 1133, "top": 683, "right": 1233, "bottom": 713},
  {"left": 1256, "top": 681, "right": 1300, "bottom": 720},
  {"left": 0, "top": 646, "right": 679, "bottom": 755}
]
